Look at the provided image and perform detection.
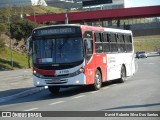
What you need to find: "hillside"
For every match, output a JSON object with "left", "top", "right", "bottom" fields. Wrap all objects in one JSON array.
[
  {"left": 0, "top": 6, "right": 66, "bottom": 16},
  {"left": 0, "top": 47, "right": 29, "bottom": 70},
  {"left": 21, "top": 6, "right": 66, "bottom": 14},
  {"left": 0, "top": 5, "right": 66, "bottom": 71}
]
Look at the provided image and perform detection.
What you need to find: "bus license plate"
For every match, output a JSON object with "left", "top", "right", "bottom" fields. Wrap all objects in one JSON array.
[{"left": 46, "top": 79, "right": 60, "bottom": 84}]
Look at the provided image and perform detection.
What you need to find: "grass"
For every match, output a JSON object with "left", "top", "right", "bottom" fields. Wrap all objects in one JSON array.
[
  {"left": 0, "top": 6, "right": 66, "bottom": 16},
  {"left": 134, "top": 40, "right": 160, "bottom": 52},
  {"left": 134, "top": 35, "right": 160, "bottom": 39},
  {"left": 0, "top": 47, "right": 29, "bottom": 70}
]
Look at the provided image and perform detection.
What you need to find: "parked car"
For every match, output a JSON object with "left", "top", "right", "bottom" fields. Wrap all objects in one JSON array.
[
  {"left": 157, "top": 49, "right": 160, "bottom": 55},
  {"left": 136, "top": 51, "right": 147, "bottom": 58}
]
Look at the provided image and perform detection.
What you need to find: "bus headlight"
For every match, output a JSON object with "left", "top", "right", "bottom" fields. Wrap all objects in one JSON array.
[
  {"left": 33, "top": 70, "right": 44, "bottom": 78},
  {"left": 70, "top": 67, "right": 84, "bottom": 77},
  {"left": 79, "top": 68, "right": 84, "bottom": 73},
  {"left": 33, "top": 70, "right": 36, "bottom": 74}
]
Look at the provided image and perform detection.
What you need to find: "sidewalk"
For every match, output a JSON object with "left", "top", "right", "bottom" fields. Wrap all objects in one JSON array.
[{"left": 0, "top": 69, "right": 44, "bottom": 103}]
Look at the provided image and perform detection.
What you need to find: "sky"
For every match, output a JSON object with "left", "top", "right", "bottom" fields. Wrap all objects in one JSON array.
[{"left": 125, "top": 0, "right": 160, "bottom": 7}]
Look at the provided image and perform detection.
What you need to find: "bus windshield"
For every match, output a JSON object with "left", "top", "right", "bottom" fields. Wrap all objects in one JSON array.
[{"left": 33, "top": 37, "right": 83, "bottom": 64}]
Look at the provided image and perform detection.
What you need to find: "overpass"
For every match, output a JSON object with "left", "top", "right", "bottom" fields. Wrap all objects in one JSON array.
[{"left": 26, "top": 5, "right": 160, "bottom": 24}]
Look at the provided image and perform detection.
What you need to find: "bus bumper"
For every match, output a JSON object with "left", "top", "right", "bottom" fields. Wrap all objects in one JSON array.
[{"left": 33, "top": 73, "right": 86, "bottom": 87}]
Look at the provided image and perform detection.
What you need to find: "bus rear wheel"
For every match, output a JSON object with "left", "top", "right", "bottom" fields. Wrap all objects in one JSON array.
[
  {"left": 93, "top": 69, "right": 102, "bottom": 90},
  {"left": 48, "top": 86, "right": 60, "bottom": 94},
  {"left": 118, "top": 65, "right": 126, "bottom": 83}
]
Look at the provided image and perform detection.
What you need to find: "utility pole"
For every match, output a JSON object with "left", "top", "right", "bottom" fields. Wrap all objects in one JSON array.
[
  {"left": 8, "top": 16, "right": 13, "bottom": 69},
  {"left": 65, "top": 11, "right": 68, "bottom": 24}
]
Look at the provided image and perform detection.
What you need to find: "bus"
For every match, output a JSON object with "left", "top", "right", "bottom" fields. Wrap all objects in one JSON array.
[{"left": 27, "top": 24, "right": 135, "bottom": 94}]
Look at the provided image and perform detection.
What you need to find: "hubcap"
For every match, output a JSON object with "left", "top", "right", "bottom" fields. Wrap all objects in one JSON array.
[{"left": 95, "top": 74, "right": 101, "bottom": 88}]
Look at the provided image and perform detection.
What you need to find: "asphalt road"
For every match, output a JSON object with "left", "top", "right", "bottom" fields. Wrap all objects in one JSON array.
[
  {"left": 0, "top": 69, "right": 33, "bottom": 91},
  {"left": 0, "top": 54, "right": 160, "bottom": 120}
]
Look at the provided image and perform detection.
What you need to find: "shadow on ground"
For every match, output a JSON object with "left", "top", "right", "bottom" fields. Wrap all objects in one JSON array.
[
  {"left": 102, "top": 103, "right": 160, "bottom": 111},
  {"left": 0, "top": 80, "right": 120, "bottom": 106}
]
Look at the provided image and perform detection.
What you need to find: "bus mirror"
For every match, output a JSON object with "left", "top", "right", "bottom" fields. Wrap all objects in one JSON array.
[{"left": 26, "top": 36, "right": 32, "bottom": 55}]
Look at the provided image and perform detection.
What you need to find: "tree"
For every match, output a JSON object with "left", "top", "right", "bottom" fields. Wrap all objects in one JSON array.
[
  {"left": 0, "top": 7, "right": 11, "bottom": 22},
  {"left": 10, "top": 19, "right": 40, "bottom": 41}
]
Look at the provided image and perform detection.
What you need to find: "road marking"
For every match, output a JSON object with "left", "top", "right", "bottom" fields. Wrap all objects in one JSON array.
[
  {"left": 90, "top": 91, "right": 98, "bottom": 94},
  {"left": 102, "top": 87, "right": 109, "bottom": 90},
  {"left": 144, "top": 63, "right": 155, "bottom": 65},
  {"left": 71, "top": 95, "right": 85, "bottom": 99},
  {"left": 149, "top": 63, "right": 155, "bottom": 64},
  {"left": 49, "top": 101, "right": 65, "bottom": 105},
  {"left": 24, "top": 108, "right": 38, "bottom": 111},
  {"left": 113, "top": 84, "right": 118, "bottom": 86}
]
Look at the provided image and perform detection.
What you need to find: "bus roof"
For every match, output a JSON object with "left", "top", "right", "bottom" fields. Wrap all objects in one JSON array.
[{"left": 33, "top": 24, "right": 132, "bottom": 34}]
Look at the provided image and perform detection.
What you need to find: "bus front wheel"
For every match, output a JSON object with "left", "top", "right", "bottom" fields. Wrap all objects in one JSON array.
[
  {"left": 93, "top": 69, "right": 102, "bottom": 90},
  {"left": 48, "top": 86, "right": 60, "bottom": 94}
]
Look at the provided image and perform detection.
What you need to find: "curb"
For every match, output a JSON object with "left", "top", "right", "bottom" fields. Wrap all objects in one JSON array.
[{"left": 0, "top": 87, "right": 45, "bottom": 103}]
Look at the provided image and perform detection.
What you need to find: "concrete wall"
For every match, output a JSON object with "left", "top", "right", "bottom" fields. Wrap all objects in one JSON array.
[
  {"left": 105, "top": 22, "right": 160, "bottom": 36},
  {"left": 133, "top": 28, "right": 160, "bottom": 36}
]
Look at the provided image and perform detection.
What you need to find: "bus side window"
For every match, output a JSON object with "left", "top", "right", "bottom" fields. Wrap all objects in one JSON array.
[
  {"left": 84, "top": 39, "right": 93, "bottom": 63},
  {"left": 117, "top": 33, "right": 125, "bottom": 52},
  {"left": 103, "top": 32, "right": 110, "bottom": 53},
  {"left": 110, "top": 33, "right": 117, "bottom": 52},
  {"left": 95, "top": 32, "right": 103, "bottom": 53},
  {"left": 125, "top": 34, "right": 132, "bottom": 52}
]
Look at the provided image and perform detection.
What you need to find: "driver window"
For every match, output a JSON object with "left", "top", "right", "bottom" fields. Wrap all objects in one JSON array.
[
  {"left": 84, "top": 39, "right": 93, "bottom": 63},
  {"left": 86, "top": 39, "right": 93, "bottom": 55}
]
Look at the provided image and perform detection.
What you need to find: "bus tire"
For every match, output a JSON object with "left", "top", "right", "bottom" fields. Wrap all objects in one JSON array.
[
  {"left": 48, "top": 86, "right": 60, "bottom": 94},
  {"left": 93, "top": 69, "right": 102, "bottom": 90},
  {"left": 119, "top": 65, "right": 126, "bottom": 83}
]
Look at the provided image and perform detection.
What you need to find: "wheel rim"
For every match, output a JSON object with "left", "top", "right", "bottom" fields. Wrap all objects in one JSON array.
[{"left": 95, "top": 72, "right": 101, "bottom": 89}]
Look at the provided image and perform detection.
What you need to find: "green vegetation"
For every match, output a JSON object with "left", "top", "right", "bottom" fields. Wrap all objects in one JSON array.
[
  {"left": 0, "top": 23, "right": 7, "bottom": 34},
  {"left": 0, "top": 6, "right": 65, "bottom": 17},
  {"left": 0, "top": 47, "right": 28, "bottom": 70},
  {"left": 134, "top": 40, "right": 160, "bottom": 52},
  {"left": 0, "top": 6, "right": 66, "bottom": 70},
  {"left": 10, "top": 19, "right": 41, "bottom": 41}
]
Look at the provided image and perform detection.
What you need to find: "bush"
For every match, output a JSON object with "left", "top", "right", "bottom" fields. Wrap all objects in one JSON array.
[
  {"left": 10, "top": 19, "right": 40, "bottom": 41},
  {"left": 0, "top": 23, "right": 8, "bottom": 35},
  {"left": 0, "top": 37, "right": 5, "bottom": 47}
]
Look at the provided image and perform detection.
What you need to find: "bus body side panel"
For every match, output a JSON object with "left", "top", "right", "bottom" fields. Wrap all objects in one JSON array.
[
  {"left": 84, "top": 55, "right": 96, "bottom": 85},
  {"left": 93, "top": 53, "right": 107, "bottom": 82},
  {"left": 107, "top": 54, "right": 121, "bottom": 80},
  {"left": 84, "top": 53, "right": 107, "bottom": 85},
  {"left": 106, "top": 53, "right": 135, "bottom": 81}
]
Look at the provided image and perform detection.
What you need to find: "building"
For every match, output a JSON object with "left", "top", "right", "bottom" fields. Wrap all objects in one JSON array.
[
  {"left": 0, "top": 0, "right": 47, "bottom": 8},
  {"left": 45, "top": 0, "right": 127, "bottom": 10},
  {"left": 45, "top": 0, "right": 81, "bottom": 9},
  {"left": 83, "top": 0, "right": 126, "bottom": 11}
]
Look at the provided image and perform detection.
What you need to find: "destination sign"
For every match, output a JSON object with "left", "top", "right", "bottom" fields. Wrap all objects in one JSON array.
[{"left": 33, "top": 27, "right": 81, "bottom": 36}]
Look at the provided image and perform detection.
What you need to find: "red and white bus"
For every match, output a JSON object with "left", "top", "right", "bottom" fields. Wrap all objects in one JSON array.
[{"left": 27, "top": 24, "right": 135, "bottom": 94}]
